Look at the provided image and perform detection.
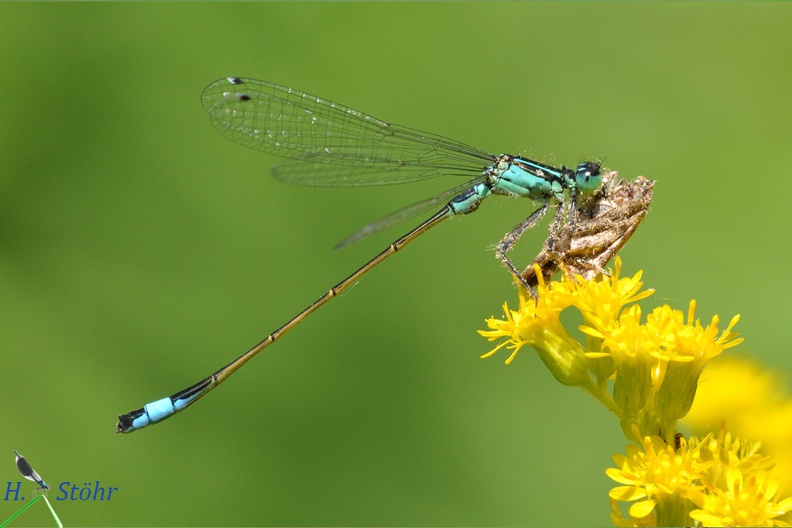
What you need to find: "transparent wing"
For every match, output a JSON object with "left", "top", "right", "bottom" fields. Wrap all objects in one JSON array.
[
  {"left": 271, "top": 161, "right": 477, "bottom": 187},
  {"left": 335, "top": 178, "right": 486, "bottom": 248},
  {"left": 201, "top": 77, "right": 496, "bottom": 184}
]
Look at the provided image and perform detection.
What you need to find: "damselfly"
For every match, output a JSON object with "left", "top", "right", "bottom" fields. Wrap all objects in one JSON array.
[
  {"left": 116, "top": 77, "right": 602, "bottom": 433},
  {"left": 14, "top": 450, "right": 49, "bottom": 490}
]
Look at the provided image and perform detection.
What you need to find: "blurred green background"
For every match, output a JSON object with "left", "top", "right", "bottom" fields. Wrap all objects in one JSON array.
[{"left": 1, "top": 3, "right": 790, "bottom": 526}]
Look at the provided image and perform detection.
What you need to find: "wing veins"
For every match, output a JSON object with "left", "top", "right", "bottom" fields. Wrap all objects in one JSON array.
[{"left": 202, "top": 77, "right": 496, "bottom": 175}]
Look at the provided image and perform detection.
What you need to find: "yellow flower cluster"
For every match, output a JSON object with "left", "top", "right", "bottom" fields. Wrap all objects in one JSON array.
[
  {"left": 479, "top": 258, "right": 792, "bottom": 526},
  {"left": 479, "top": 258, "right": 741, "bottom": 442},
  {"left": 608, "top": 426, "right": 792, "bottom": 526},
  {"left": 685, "top": 357, "right": 792, "bottom": 500}
]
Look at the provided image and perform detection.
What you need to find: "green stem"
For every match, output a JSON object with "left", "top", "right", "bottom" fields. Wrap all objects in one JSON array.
[
  {"left": 581, "top": 379, "right": 621, "bottom": 416},
  {"left": 42, "top": 495, "right": 63, "bottom": 528},
  {"left": 0, "top": 494, "right": 42, "bottom": 528}
]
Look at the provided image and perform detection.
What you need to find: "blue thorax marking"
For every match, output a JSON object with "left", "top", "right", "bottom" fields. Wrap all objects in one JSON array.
[
  {"left": 448, "top": 154, "right": 586, "bottom": 215},
  {"left": 497, "top": 156, "right": 566, "bottom": 202}
]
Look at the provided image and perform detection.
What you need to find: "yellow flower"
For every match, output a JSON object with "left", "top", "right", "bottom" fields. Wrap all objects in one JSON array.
[
  {"left": 478, "top": 269, "right": 590, "bottom": 387},
  {"left": 607, "top": 431, "right": 709, "bottom": 526},
  {"left": 685, "top": 357, "right": 792, "bottom": 504},
  {"left": 480, "top": 257, "right": 792, "bottom": 525},
  {"left": 689, "top": 463, "right": 792, "bottom": 526},
  {"left": 699, "top": 428, "right": 792, "bottom": 525},
  {"left": 479, "top": 257, "right": 743, "bottom": 442},
  {"left": 553, "top": 258, "right": 654, "bottom": 334},
  {"left": 608, "top": 427, "right": 792, "bottom": 526}
]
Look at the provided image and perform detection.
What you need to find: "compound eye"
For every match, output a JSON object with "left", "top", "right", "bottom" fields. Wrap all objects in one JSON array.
[
  {"left": 575, "top": 161, "right": 603, "bottom": 193},
  {"left": 577, "top": 161, "right": 600, "bottom": 177}
]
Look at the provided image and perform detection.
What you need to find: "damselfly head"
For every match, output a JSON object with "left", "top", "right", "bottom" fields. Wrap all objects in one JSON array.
[{"left": 574, "top": 161, "right": 603, "bottom": 194}]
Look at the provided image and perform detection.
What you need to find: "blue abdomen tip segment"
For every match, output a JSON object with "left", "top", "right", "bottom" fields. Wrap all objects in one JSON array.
[
  {"left": 117, "top": 397, "right": 177, "bottom": 433},
  {"left": 128, "top": 398, "right": 176, "bottom": 431},
  {"left": 143, "top": 397, "right": 178, "bottom": 424},
  {"left": 117, "top": 377, "right": 214, "bottom": 433}
]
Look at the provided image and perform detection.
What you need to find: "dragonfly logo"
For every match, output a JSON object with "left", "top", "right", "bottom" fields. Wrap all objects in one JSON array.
[
  {"left": 14, "top": 450, "right": 49, "bottom": 491},
  {"left": 3, "top": 449, "right": 63, "bottom": 527}
]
